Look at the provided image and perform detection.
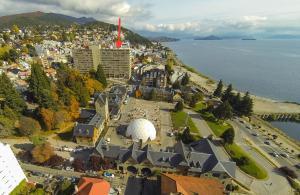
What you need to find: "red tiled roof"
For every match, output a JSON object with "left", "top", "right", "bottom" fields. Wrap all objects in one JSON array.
[
  {"left": 76, "top": 177, "right": 110, "bottom": 195},
  {"left": 161, "top": 173, "right": 224, "bottom": 195}
]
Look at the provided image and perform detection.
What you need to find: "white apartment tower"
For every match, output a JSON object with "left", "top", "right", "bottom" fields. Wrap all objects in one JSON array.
[{"left": 0, "top": 142, "right": 27, "bottom": 195}]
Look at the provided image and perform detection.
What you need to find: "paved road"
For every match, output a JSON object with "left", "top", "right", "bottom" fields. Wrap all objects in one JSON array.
[
  {"left": 184, "top": 109, "right": 212, "bottom": 137},
  {"left": 231, "top": 119, "right": 300, "bottom": 178},
  {"left": 20, "top": 162, "right": 83, "bottom": 178},
  {"left": 187, "top": 110, "right": 294, "bottom": 195},
  {"left": 230, "top": 120, "right": 295, "bottom": 195}
]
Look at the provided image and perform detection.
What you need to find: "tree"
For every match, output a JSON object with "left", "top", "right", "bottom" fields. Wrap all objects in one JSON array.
[
  {"left": 68, "top": 96, "right": 80, "bottom": 119},
  {"left": 221, "top": 84, "right": 234, "bottom": 103},
  {"left": 85, "top": 78, "right": 103, "bottom": 95},
  {"left": 174, "top": 101, "right": 184, "bottom": 112},
  {"left": 213, "top": 80, "right": 223, "bottom": 97},
  {"left": 57, "top": 179, "right": 74, "bottom": 195},
  {"left": 11, "top": 25, "right": 20, "bottom": 34},
  {"left": 18, "top": 116, "right": 41, "bottom": 136},
  {"left": 73, "top": 158, "right": 85, "bottom": 172},
  {"left": 90, "top": 155, "right": 102, "bottom": 171},
  {"left": 31, "top": 142, "right": 54, "bottom": 164},
  {"left": 180, "top": 127, "right": 194, "bottom": 144},
  {"left": 28, "top": 63, "right": 55, "bottom": 109},
  {"left": 43, "top": 155, "right": 65, "bottom": 168},
  {"left": 189, "top": 92, "right": 203, "bottom": 107},
  {"left": 39, "top": 108, "right": 55, "bottom": 130},
  {"left": 239, "top": 92, "right": 253, "bottom": 116},
  {"left": 181, "top": 73, "right": 190, "bottom": 86},
  {"left": 221, "top": 128, "right": 235, "bottom": 144},
  {"left": 0, "top": 73, "right": 26, "bottom": 113},
  {"left": 213, "top": 100, "right": 233, "bottom": 120},
  {"left": 95, "top": 65, "right": 107, "bottom": 87},
  {"left": 165, "top": 58, "right": 174, "bottom": 75}
]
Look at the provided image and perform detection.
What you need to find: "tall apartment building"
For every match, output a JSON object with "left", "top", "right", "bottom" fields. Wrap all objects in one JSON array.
[
  {"left": 72, "top": 45, "right": 100, "bottom": 73},
  {"left": 0, "top": 142, "right": 27, "bottom": 195},
  {"left": 100, "top": 48, "right": 131, "bottom": 79}
]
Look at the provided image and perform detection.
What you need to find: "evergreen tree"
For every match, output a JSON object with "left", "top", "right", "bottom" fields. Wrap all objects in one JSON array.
[
  {"left": 213, "top": 100, "right": 233, "bottom": 120},
  {"left": 95, "top": 65, "right": 107, "bottom": 87},
  {"left": 0, "top": 73, "right": 26, "bottom": 113},
  {"left": 221, "top": 84, "right": 234, "bottom": 102},
  {"left": 240, "top": 92, "right": 253, "bottom": 116},
  {"left": 213, "top": 80, "right": 223, "bottom": 97},
  {"left": 181, "top": 73, "right": 190, "bottom": 86},
  {"left": 232, "top": 92, "right": 242, "bottom": 113},
  {"left": 28, "top": 63, "right": 55, "bottom": 109},
  {"left": 221, "top": 128, "right": 235, "bottom": 144}
]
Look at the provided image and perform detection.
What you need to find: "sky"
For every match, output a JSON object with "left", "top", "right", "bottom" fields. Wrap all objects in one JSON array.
[{"left": 0, "top": 0, "right": 300, "bottom": 37}]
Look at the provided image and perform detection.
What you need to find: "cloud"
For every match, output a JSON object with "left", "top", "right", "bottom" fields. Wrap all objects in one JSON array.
[
  {"left": 0, "top": 0, "right": 151, "bottom": 23},
  {"left": 140, "top": 22, "right": 201, "bottom": 32}
]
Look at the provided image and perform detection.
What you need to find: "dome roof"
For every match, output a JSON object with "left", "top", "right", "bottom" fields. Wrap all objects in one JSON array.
[{"left": 126, "top": 118, "right": 156, "bottom": 143}]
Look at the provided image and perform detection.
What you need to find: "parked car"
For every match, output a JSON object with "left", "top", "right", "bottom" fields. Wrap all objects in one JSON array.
[
  {"left": 252, "top": 133, "right": 259, "bottom": 136},
  {"left": 264, "top": 141, "right": 270, "bottom": 145},
  {"left": 103, "top": 172, "right": 115, "bottom": 178},
  {"left": 295, "top": 164, "right": 300, "bottom": 169}
]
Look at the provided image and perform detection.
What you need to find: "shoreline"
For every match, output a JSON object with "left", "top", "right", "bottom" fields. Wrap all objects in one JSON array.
[{"left": 167, "top": 48, "right": 300, "bottom": 114}]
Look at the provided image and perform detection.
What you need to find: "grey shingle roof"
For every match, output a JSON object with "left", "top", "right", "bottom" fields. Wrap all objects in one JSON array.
[{"left": 94, "top": 138, "right": 236, "bottom": 177}]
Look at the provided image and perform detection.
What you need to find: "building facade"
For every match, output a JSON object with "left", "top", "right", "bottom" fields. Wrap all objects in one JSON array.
[
  {"left": 0, "top": 142, "right": 27, "bottom": 195},
  {"left": 100, "top": 49, "right": 131, "bottom": 79},
  {"left": 141, "top": 69, "right": 167, "bottom": 88},
  {"left": 73, "top": 45, "right": 100, "bottom": 73}
]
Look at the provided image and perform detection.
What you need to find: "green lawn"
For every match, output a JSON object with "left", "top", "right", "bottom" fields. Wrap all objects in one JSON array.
[
  {"left": 200, "top": 111, "right": 232, "bottom": 136},
  {"left": 225, "top": 143, "right": 268, "bottom": 179},
  {"left": 171, "top": 111, "right": 199, "bottom": 134},
  {"left": 193, "top": 101, "right": 268, "bottom": 179}
]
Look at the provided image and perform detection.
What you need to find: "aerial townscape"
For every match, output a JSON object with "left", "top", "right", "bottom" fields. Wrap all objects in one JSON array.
[{"left": 0, "top": 7, "right": 300, "bottom": 195}]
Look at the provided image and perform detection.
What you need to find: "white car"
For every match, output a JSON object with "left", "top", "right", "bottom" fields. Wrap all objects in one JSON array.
[{"left": 272, "top": 152, "right": 279, "bottom": 157}]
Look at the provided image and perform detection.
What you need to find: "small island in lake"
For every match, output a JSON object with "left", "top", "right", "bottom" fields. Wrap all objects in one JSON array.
[{"left": 194, "top": 35, "right": 222, "bottom": 40}]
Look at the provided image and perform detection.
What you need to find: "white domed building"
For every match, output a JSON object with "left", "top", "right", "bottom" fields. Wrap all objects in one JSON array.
[{"left": 126, "top": 119, "right": 156, "bottom": 143}]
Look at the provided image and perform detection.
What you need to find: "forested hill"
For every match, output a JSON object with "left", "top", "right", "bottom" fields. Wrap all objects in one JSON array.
[{"left": 0, "top": 11, "right": 152, "bottom": 46}]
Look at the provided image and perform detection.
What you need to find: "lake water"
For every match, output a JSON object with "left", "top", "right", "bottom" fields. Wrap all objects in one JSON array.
[
  {"left": 270, "top": 121, "right": 300, "bottom": 141},
  {"left": 164, "top": 39, "right": 300, "bottom": 141},
  {"left": 164, "top": 39, "right": 300, "bottom": 103}
]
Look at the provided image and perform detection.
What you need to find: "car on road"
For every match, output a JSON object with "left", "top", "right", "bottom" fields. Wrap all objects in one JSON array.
[
  {"left": 280, "top": 153, "right": 289, "bottom": 158},
  {"left": 272, "top": 152, "right": 279, "bottom": 157},
  {"left": 252, "top": 133, "right": 259, "bottom": 136},
  {"left": 103, "top": 172, "right": 114, "bottom": 178},
  {"left": 264, "top": 141, "right": 270, "bottom": 145}
]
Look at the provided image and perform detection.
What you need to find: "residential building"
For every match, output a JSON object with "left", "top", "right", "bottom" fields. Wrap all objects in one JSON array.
[
  {"left": 73, "top": 45, "right": 100, "bottom": 73},
  {"left": 141, "top": 68, "right": 167, "bottom": 88},
  {"left": 161, "top": 173, "right": 224, "bottom": 195},
  {"left": 107, "top": 85, "right": 127, "bottom": 120},
  {"left": 0, "top": 142, "right": 27, "bottom": 195},
  {"left": 95, "top": 93, "right": 109, "bottom": 122},
  {"left": 75, "top": 177, "right": 110, "bottom": 195},
  {"left": 94, "top": 138, "right": 236, "bottom": 179},
  {"left": 73, "top": 109, "right": 105, "bottom": 146},
  {"left": 100, "top": 48, "right": 131, "bottom": 79}
]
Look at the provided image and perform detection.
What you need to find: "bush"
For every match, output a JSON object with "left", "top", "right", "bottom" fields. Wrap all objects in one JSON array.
[
  {"left": 18, "top": 116, "right": 41, "bottom": 136},
  {"left": 31, "top": 142, "right": 54, "bottom": 164},
  {"left": 174, "top": 101, "right": 184, "bottom": 112},
  {"left": 221, "top": 128, "right": 235, "bottom": 144}
]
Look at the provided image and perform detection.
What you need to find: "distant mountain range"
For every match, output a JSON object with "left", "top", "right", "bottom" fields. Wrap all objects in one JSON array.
[
  {"left": 0, "top": 11, "right": 97, "bottom": 28},
  {"left": 147, "top": 36, "right": 180, "bottom": 42},
  {"left": 0, "top": 11, "right": 152, "bottom": 46},
  {"left": 194, "top": 35, "right": 222, "bottom": 40}
]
